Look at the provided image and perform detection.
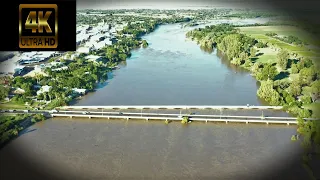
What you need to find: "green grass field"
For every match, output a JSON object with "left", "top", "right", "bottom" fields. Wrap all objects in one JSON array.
[
  {"left": 0, "top": 102, "right": 31, "bottom": 110},
  {"left": 239, "top": 26, "right": 320, "bottom": 46},
  {"left": 239, "top": 26, "right": 320, "bottom": 66}
]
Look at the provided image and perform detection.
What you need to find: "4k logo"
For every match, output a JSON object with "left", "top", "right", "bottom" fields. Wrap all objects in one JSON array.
[{"left": 19, "top": 4, "right": 58, "bottom": 48}]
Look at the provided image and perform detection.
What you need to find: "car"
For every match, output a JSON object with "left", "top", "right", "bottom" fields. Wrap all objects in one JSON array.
[
  {"left": 49, "top": 109, "right": 58, "bottom": 113},
  {"left": 9, "top": 110, "right": 15, "bottom": 112},
  {"left": 82, "top": 111, "right": 89, "bottom": 114},
  {"left": 178, "top": 115, "right": 183, "bottom": 118},
  {"left": 23, "top": 110, "right": 29, "bottom": 113}
]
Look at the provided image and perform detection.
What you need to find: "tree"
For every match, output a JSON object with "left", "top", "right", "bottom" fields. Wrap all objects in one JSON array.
[
  {"left": 217, "top": 34, "right": 242, "bottom": 60},
  {"left": 277, "top": 49, "right": 289, "bottom": 69},
  {"left": 250, "top": 47, "right": 257, "bottom": 57},
  {"left": 119, "top": 53, "right": 127, "bottom": 61},
  {"left": 309, "top": 80, "right": 320, "bottom": 102},
  {"left": 297, "top": 58, "right": 313, "bottom": 70},
  {"left": 299, "top": 67, "right": 317, "bottom": 85},
  {"left": 285, "top": 94, "right": 296, "bottom": 105},
  {"left": 256, "top": 42, "right": 267, "bottom": 48},
  {"left": 257, "top": 80, "right": 282, "bottom": 105},
  {"left": 287, "top": 81, "right": 302, "bottom": 97},
  {"left": 291, "top": 64, "right": 299, "bottom": 73},
  {"left": 256, "top": 64, "right": 278, "bottom": 81},
  {"left": 300, "top": 95, "right": 312, "bottom": 105},
  {"left": 34, "top": 73, "right": 43, "bottom": 84},
  {"left": 142, "top": 40, "right": 148, "bottom": 48},
  {"left": 0, "top": 85, "right": 10, "bottom": 101}
]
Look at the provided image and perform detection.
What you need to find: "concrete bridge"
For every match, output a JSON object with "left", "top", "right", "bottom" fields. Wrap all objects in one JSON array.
[
  {"left": 49, "top": 112, "right": 303, "bottom": 125},
  {"left": 2, "top": 109, "right": 319, "bottom": 125},
  {"left": 50, "top": 110, "right": 319, "bottom": 125},
  {"left": 58, "top": 105, "right": 283, "bottom": 110}
]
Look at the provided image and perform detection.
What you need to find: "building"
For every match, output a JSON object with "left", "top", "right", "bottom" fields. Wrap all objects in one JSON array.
[
  {"left": 84, "top": 55, "right": 104, "bottom": 63},
  {"left": 14, "top": 66, "right": 25, "bottom": 75},
  {"left": 36, "top": 85, "right": 52, "bottom": 95},
  {"left": 77, "top": 47, "right": 91, "bottom": 54},
  {"left": 13, "top": 88, "right": 25, "bottom": 94},
  {"left": 34, "top": 64, "right": 47, "bottom": 71},
  {"left": 52, "top": 66, "right": 68, "bottom": 71},
  {"left": 72, "top": 88, "right": 88, "bottom": 95},
  {"left": 18, "top": 51, "right": 57, "bottom": 65}
]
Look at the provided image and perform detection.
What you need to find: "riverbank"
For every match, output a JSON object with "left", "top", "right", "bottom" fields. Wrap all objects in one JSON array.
[
  {"left": 186, "top": 23, "right": 320, "bottom": 179},
  {"left": 0, "top": 114, "right": 46, "bottom": 148}
]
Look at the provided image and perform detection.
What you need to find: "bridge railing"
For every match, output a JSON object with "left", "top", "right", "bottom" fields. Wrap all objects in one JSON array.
[{"left": 57, "top": 105, "right": 284, "bottom": 110}]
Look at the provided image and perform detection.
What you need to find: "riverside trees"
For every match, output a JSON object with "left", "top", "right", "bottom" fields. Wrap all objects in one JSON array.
[{"left": 186, "top": 24, "right": 320, "bottom": 151}]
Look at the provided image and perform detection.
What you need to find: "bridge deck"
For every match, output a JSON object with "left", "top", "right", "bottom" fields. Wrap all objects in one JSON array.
[
  {"left": 50, "top": 113, "right": 303, "bottom": 125},
  {"left": 59, "top": 105, "right": 283, "bottom": 110}
]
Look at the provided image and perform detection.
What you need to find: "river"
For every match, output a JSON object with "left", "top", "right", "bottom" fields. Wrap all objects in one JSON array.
[
  {"left": 0, "top": 19, "right": 308, "bottom": 180},
  {"left": 76, "top": 22, "right": 265, "bottom": 106}
]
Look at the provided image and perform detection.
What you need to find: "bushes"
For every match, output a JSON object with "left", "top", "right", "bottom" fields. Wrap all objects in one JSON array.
[
  {"left": 291, "top": 64, "right": 299, "bottom": 73},
  {"left": 265, "top": 32, "right": 277, "bottom": 37},
  {"left": 277, "top": 49, "right": 289, "bottom": 70},
  {"left": 255, "top": 64, "right": 278, "bottom": 81},
  {"left": 299, "top": 95, "right": 312, "bottom": 105},
  {"left": 257, "top": 80, "right": 282, "bottom": 105},
  {"left": 256, "top": 42, "right": 267, "bottom": 48}
]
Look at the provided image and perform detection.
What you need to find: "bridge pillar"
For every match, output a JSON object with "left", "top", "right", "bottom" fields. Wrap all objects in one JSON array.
[
  {"left": 206, "top": 120, "right": 208, "bottom": 123},
  {"left": 246, "top": 121, "right": 248, "bottom": 124},
  {"left": 287, "top": 122, "right": 290, "bottom": 125},
  {"left": 266, "top": 122, "right": 269, "bottom": 125},
  {"left": 89, "top": 116, "right": 91, "bottom": 119},
  {"left": 107, "top": 117, "right": 109, "bottom": 119},
  {"left": 70, "top": 116, "right": 73, "bottom": 118},
  {"left": 127, "top": 117, "right": 129, "bottom": 120},
  {"left": 225, "top": 121, "right": 228, "bottom": 124},
  {"left": 146, "top": 118, "right": 149, "bottom": 121}
]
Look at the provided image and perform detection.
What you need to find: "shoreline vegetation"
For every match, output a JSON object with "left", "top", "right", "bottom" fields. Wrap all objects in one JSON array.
[
  {"left": 0, "top": 8, "right": 319, "bottom": 177},
  {"left": 185, "top": 23, "right": 319, "bottom": 174},
  {"left": 0, "top": 113, "right": 45, "bottom": 148},
  {"left": 0, "top": 14, "right": 192, "bottom": 147}
]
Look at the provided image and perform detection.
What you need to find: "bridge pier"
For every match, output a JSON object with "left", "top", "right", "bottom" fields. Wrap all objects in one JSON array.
[
  {"left": 287, "top": 122, "right": 290, "bottom": 125},
  {"left": 225, "top": 121, "right": 228, "bottom": 124},
  {"left": 89, "top": 116, "right": 91, "bottom": 119},
  {"left": 206, "top": 120, "right": 208, "bottom": 123},
  {"left": 246, "top": 121, "right": 248, "bottom": 124},
  {"left": 146, "top": 118, "right": 149, "bottom": 121},
  {"left": 127, "top": 117, "right": 129, "bottom": 120},
  {"left": 70, "top": 116, "right": 73, "bottom": 118},
  {"left": 107, "top": 117, "right": 109, "bottom": 119},
  {"left": 266, "top": 122, "right": 269, "bottom": 125}
]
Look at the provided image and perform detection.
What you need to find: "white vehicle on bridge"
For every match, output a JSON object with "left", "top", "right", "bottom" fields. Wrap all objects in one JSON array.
[
  {"left": 23, "top": 110, "right": 29, "bottom": 113},
  {"left": 82, "top": 111, "right": 89, "bottom": 114},
  {"left": 49, "top": 109, "right": 58, "bottom": 113}
]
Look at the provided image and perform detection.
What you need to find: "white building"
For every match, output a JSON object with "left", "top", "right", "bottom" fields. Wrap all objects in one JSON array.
[
  {"left": 52, "top": 66, "right": 68, "bottom": 71},
  {"left": 36, "top": 85, "right": 52, "bottom": 95},
  {"left": 77, "top": 47, "right": 91, "bottom": 54},
  {"left": 34, "top": 64, "right": 47, "bottom": 71},
  {"left": 85, "top": 55, "right": 103, "bottom": 63},
  {"left": 72, "top": 88, "right": 87, "bottom": 95}
]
